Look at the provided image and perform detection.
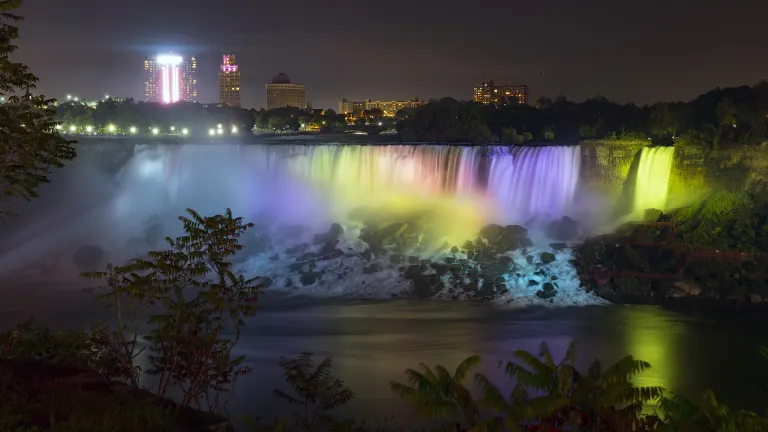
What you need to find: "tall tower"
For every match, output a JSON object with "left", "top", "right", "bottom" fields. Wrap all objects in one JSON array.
[
  {"left": 144, "top": 54, "right": 197, "bottom": 103},
  {"left": 218, "top": 54, "right": 241, "bottom": 108}
]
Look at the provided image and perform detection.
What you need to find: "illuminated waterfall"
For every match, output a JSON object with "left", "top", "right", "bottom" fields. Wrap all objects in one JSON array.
[
  {"left": 632, "top": 147, "right": 675, "bottom": 216},
  {"left": 487, "top": 146, "right": 581, "bottom": 224}
]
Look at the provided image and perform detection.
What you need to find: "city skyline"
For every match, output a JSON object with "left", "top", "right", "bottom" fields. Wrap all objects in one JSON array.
[{"left": 14, "top": 0, "right": 768, "bottom": 109}]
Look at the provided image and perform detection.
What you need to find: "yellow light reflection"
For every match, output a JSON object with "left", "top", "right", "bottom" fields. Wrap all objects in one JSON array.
[{"left": 623, "top": 307, "right": 683, "bottom": 411}]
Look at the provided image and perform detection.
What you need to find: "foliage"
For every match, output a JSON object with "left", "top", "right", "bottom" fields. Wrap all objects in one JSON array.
[
  {"left": 0, "top": 319, "right": 136, "bottom": 383},
  {"left": 252, "top": 107, "right": 348, "bottom": 132},
  {"left": 390, "top": 355, "right": 487, "bottom": 430},
  {"left": 656, "top": 390, "right": 768, "bottom": 432},
  {"left": 398, "top": 82, "right": 768, "bottom": 146},
  {"left": 82, "top": 208, "right": 264, "bottom": 413},
  {"left": 272, "top": 352, "right": 355, "bottom": 429},
  {"left": 0, "top": 0, "right": 76, "bottom": 217}
]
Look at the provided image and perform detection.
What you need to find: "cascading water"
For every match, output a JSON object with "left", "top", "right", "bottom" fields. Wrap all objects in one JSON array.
[
  {"left": 632, "top": 146, "right": 675, "bottom": 216},
  {"left": 0, "top": 142, "right": 603, "bottom": 307}
]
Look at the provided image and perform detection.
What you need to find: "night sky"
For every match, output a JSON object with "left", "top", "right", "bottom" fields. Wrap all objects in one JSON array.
[{"left": 15, "top": 0, "right": 768, "bottom": 110}]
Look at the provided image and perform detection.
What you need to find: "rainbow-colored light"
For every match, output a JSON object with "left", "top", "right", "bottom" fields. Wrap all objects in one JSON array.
[{"left": 157, "top": 54, "right": 183, "bottom": 104}]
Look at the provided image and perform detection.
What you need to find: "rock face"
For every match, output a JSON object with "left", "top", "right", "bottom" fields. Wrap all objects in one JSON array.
[{"left": 574, "top": 217, "right": 768, "bottom": 308}]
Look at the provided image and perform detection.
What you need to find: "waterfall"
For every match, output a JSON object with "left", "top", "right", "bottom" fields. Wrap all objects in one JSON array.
[
  {"left": 632, "top": 147, "right": 675, "bottom": 216},
  {"left": 487, "top": 146, "right": 581, "bottom": 224}
]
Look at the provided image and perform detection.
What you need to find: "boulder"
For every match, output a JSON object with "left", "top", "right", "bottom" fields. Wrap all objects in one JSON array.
[
  {"left": 540, "top": 252, "right": 556, "bottom": 264},
  {"left": 313, "top": 223, "right": 344, "bottom": 244},
  {"left": 535, "top": 282, "right": 558, "bottom": 299}
]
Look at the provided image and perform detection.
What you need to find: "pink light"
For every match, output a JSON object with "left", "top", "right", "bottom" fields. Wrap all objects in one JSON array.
[
  {"left": 161, "top": 66, "right": 170, "bottom": 103},
  {"left": 172, "top": 65, "right": 180, "bottom": 102},
  {"left": 221, "top": 65, "right": 238, "bottom": 73}
]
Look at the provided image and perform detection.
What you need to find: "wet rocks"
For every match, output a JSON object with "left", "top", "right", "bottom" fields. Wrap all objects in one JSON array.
[
  {"left": 540, "top": 252, "right": 556, "bottom": 264},
  {"left": 535, "top": 282, "right": 558, "bottom": 299}
]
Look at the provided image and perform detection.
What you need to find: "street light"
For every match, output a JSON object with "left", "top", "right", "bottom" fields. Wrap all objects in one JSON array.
[
  {"left": 129, "top": 126, "right": 137, "bottom": 134},
  {"left": 231, "top": 126, "right": 238, "bottom": 134},
  {"left": 208, "top": 128, "right": 216, "bottom": 136},
  {"left": 181, "top": 128, "right": 189, "bottom": 135},
  {"left": 170, "top": 126, "right": 175, "bottom": 131},
  {"left": 55, "top": 124, "right": 62, "bottom": 130},
  {"left": 217, "top": 128, "right": 223, "bottom": 135},
  {"left": 151, "top": 127, "right": 159, "bottom": 135},
  {"left": 66, "top": 95, "right": 71, "bottom": 100},
  {"left": 69, "top": 126, "right": 76, "bottom": 132},
  {"left": 107, "top": 124, "right": 116, "bottom": 133},
  {"left": 85, "top": 126, "right": 93, "bottom": 133}
]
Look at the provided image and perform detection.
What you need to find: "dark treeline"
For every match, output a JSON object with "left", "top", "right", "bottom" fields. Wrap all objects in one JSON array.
[
  {"left": 398, "top": 81, "right": 768, "bottom": 147},
  {"left": 53, "top": 100, "right": 394, "bottom": 136},
  {"left": 54, "top": 98, "right": 257, "bottom": 135}
]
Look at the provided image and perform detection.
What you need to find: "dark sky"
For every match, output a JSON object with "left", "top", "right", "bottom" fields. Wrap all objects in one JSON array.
[{"left": 15, "top": 0, "right": 768, "bottom": 110}]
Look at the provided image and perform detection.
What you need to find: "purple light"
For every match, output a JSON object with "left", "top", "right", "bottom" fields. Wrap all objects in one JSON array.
[
  {"left": 161, "top": 66, "right": 170, "bottom": 103},
  {"left": 221, "top": 65, "right": 239, "bottom": 73}
]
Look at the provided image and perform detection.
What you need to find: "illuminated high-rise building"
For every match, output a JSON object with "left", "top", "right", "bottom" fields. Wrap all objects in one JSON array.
[
  {"left": 218, "top": 54, "right": 241, "bottom": 108},
  {"left": 144, "top": 54, "right": 197, "bottom": 103},
  {"left": 265, "top": 73, "right": 306, "bottom": 109},
  {"left": 473, "top": 80, "right": 528, "bottom": 106}
]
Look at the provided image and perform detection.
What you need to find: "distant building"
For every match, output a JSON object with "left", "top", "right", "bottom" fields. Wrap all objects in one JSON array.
[
  {"left": 473, "top": 80, "right": 528, "bottom": 106},
  {"left": 144, "top": 54, "right": 197, "bottom": 103},
  {"left": 339, "top": 98, "right": 425, "bottom": 117},
  {"left": 218, "top": 54, "right": 241, "bottom": 108},
  {"left": 265, "top": 73, "right": 306, "bottom": 109}
]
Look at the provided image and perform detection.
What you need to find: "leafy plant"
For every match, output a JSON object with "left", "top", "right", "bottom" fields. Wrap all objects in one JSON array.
[
  {"left": 83, "top": 208, "right": 263, "bottom": 414},
  {"left": 0, "top": 0, "right": 76, "bottom": 218},
  {"left": 657, "top": 390, "right": 768, "bottom": 432},
  {"left": 390, "top": 355, "right": 498, "bottom": 431},
  {"left": 271, "top": 352, "right": 355, "bottom": 430},
  {"left": 474, "top": 340, "right": 664, "bottom": 431}
]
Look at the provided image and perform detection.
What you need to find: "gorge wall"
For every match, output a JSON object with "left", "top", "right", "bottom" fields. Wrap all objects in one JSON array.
[{"left": 579, "top": 139, "right": 768, "bottom": 199}]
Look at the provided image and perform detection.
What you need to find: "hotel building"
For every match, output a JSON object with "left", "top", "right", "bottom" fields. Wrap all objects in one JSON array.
[
  {"left": 144, "top": 54, "right": 197, "bottom": 103},
  {"left": 265, "top": 73, "right": 306, "bottom": 109},
  {"left": 473, "top": 80, "right": 528, "bottom": 106},
  {"left": 219, "top": 54, "right": 241, "bottom": 108}
]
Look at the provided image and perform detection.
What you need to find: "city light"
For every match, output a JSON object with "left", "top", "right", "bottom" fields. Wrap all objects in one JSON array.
[
  {"left": 231, "top": 126, "right": 238, "bottom": 134},
  {"left": 66, "top": 95, "right": 71, "bottom": 100},
  {"left": 378, "top": 122, "right": 383, "bottom": 127},
  {"left": 55, "top": 124, "right": 62, "bottom": 130},
  {"left": 217, "top": 124, "right": 222, "bottom": 128},
  {"left": 152, "top": 127, "right": 159, "bottom": 135},
  {"left": 129, "top": 126, "right": 137, "bottom": 134},
  {"left": 74, "top": 97, "right": 79, "bottom": 101},
  {"left": 157, "top": 54, "right": 183, "bottom": 104},
  {"left": 105, "top": 95, "right": 109, "bottom": 99},
  {"left": 107, "top": 124, "right": 116, "bottom": 133},
  {"left": 217, "top": 128, "right": 223, "bottom": 135},
  {"left": 69, "top": 126, "right": 76, "bottom": 132},
  {"left": 85, "top": 126, "right": 93, "bottom": 133},
  {"left": 208, "top": 128, "right": 216, "bottom": 136},
  {"left": 182, "top": 128, "right": 189, "bottom": 135},
  {"left": 170, "top": 126, "right": 175, "bottom": 131}
]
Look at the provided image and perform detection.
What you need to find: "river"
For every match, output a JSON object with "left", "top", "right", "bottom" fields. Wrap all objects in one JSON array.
[{"left": 4, "top": 284, "right": 767, "bottom": 426}]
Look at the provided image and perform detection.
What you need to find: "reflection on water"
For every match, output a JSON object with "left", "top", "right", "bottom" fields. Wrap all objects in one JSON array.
[
  {"left": 1, "top": 289, "right": 766, "bottom": 425},
  {"left": 224, "top": 299, "right": 768, "bottom": 424}
]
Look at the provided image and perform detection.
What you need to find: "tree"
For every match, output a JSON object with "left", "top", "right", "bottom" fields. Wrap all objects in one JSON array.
[
  {"left": 0, "top": 0, "right": 76, "bottom": 217},
  {"left": 83, "top": 208, "right": 263, "bottom": 413}
]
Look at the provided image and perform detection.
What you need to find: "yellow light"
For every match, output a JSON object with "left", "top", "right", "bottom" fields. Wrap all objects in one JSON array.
[
  {"left": 217, "top": 124, "right": 222, "bottom": 128},
  {"left": 152, "top": 127, "right": 159, "bottom": 135},
  {"left": 208, "top": 128, "right": 216, "bottom": 136},
  {"left": 231, "top": 126, "right": 237, "bottom": 134},
  {"left": 182, "top": 128, "right": 189, "bottom": 135},
  {"left": 55, "top": 124, "right": 62, "bottom": 130},
  {"left": 69, "top": 126, "right": 76, "bottom": 132},
  {"left": 170, "top": 126, "right": 175, "bottom": 131},
  {"left": 129, "top": 126, "right": 137, "bottom": 134},
  {"left": 107, "top": 124, "right": 116, "bottom": 132},
  {"left": 217, "top": 128, "right": 223, "bottom": 135},
  {"left": 85, "top": 126, "right": 93, "bottom": 133}
]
